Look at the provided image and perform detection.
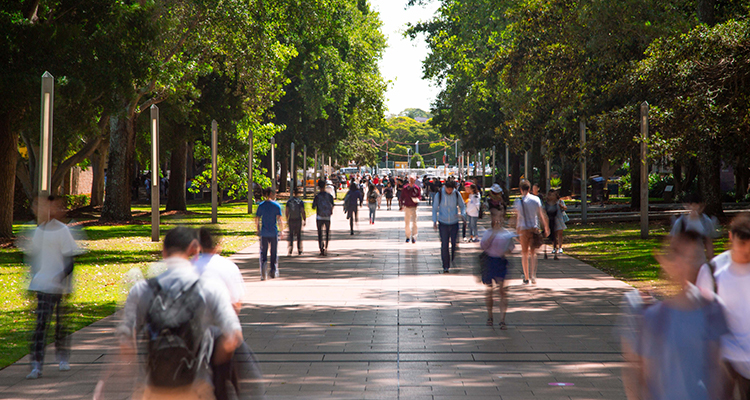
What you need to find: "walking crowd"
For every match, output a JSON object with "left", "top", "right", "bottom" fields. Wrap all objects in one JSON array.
[{"left": 19, "top": 171, "right": 750, "bottom": 400}]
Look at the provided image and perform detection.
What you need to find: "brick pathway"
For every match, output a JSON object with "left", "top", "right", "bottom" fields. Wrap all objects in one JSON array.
[{"left": 1, "top": 201, "right": 631, "bottom": 399}]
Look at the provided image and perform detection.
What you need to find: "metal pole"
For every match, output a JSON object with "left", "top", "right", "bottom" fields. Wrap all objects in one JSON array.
[
  {"left": 150, "top": 105, "right": 160, "bottom": 242},
  {"left": 546, "top": 158, "right": 551, "bottom": 193},
  {"left": 524, "top": 151, "right": 529, "bottom": 182},
  {"left": 271, "top": 138, "right": 276, "bottom": 191},
  {"left": 492, "top": 145, "right": 496, "bottom": 182},
  {"left": 313, "top": 149, "right": 319, "bottom": 193},
  {"left": 290, "top": 142, "right": 295, "bottom": 194},
  {"left": 481, "top": 149, "right": 486, "bottom": 186},
  {"left": 641, "top": 102, "right": 649, "bottom": 239},
  {"left": 303, "top": 145, "right": 307, "bottom": 199},
  {"left": 580, "top": 119, "right": 587, "bottom": 224},
  {"left": 38, "top": 72, "right": 54, "bottom": 198},
  {"left": 505, "top": 144, "right": 510, "bottom": 189},
  {"left": 248, "top": 129, "right": 253, "bottom": 214},
  {"left": 211, "top": 120, "right": 218, "bottom": 223}
]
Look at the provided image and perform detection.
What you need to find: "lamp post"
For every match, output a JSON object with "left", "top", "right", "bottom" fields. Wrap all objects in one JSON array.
[
  {"left": 38, "top": 72, "right": 54, "bottom": 198},
  {"left": 150, "top": 105, "right": 160, "bottom": 242},
  {"left": 248, "top": 129, "right": 253, "bottom": 214},
  {"left": 407, "top": 147, "right": 411, "bottom": 168},
  {"left": 290, "top": 142, "right": 295, "bottom": 193},
  {"left": 211, "top": 120, "right": 218, "bottom": 223},
  {"left": 314, "top": 149, "right": 319, "bottom": 193},
  {"left": 640, "top": 102, "right": 649, "bottom": 239},
  {"left": 270, "top": 137, "right": 276, "bottom": 191},
  {"left": 303, "top": 145, "right": 308, "bottom": 199},
  {"left": 505, "top": 144, "right": 510, "bottom": 190},
  {"left": 415, "top": 140, "right": 419, "bottom": 154},
  {"left": 580, "top": 119, "right": 587, "bottom": 224}
]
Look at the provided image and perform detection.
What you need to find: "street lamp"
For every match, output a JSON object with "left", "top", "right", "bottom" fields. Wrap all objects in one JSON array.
[
  {"left": 150, "top": 105, "right": 160, "bottom": 242},
  {"left": 407, "top": 147, "right": 411, "bottom": 168},
  {"left": 415, "top": 140, "right": 420, "bottom": 154},
  {"left": 211, "top": 120, "right": 218, "bottom": 224},
  {"left": 39, "top": 72, "right": 54, "bottom": 197}
]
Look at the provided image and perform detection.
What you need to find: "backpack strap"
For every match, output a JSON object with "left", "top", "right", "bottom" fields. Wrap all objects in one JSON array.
[
  {"left": 708, "top": 260, "right": 718, "bottom": 293},
  {"left": 147, "top": 277, "right": 162, "bottom": 294}
]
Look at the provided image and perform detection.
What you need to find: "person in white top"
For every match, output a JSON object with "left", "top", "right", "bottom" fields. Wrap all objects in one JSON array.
[
  {"left": 696, "top": 213, "right": 750, "bottom": 399},
  {"left": 513, "top": 180, "right": 549, "bottom": 285},
  {"left": 466, "top": 184, "right": 481, "bottom": 242},
  {"left": 23, "top": 196, "right": 81, "bottom": 379},
  {"left": 480, "top": 208, "right": 516, "bottom": 329}
]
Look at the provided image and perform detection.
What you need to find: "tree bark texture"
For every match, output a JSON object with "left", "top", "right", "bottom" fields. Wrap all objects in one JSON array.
[
  {"left": 511, "top": 153, "right": 521, "bottom": 189},
  {"left": 0, "top": 112, "right": 18, "bottom": 238},
  {"left": 673, "top": 160, "right": 683, "bottom": 198},
  {"left": 630, "top": 148, "right": 641, "bottom": 210},
  {"left": 101, "top": 110, "right": 136, "bottom": 221},
  {"left": 698, "top": 139, "right": 723, "bottom": 217},
  {"left": 560, "top": 157, "right": 573, "bottom": 197},
  {"left": 166, "top": 136, "right": 188, "bottom": 211},
  {"left": 90, "top": 139, "right": 109, "bottom": 207}
]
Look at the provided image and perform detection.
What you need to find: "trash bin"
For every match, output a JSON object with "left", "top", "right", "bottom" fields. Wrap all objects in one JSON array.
[{"left": 591, "top": 177, "right": 605, "bottom": 202}]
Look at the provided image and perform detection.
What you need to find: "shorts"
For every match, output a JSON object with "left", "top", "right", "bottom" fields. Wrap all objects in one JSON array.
[{"left": 482, "top": 256, "right": 508, "bottom": 285}]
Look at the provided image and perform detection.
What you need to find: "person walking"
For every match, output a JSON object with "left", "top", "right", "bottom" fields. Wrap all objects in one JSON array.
[
  {"left": 514, "top": 180, "right": 549, "bottom": 284},
  {"left": 696, "top": 213, "right": 750, "bottom": 399},
  {"left": 460, "top": 181, "right": 471, "bottom": 242},
  {"left": 344, "top": 179, "right": 362, "bottom": 235},
  {"left": 485, "top": 183, "right": 505, "bottom": 214},
  {"left": 480, "top": 208, "right": 515, "bottom": 329},
  {"left": 285, "top": 186, "right": 306, "bottom": 256},
  {"left": 401, "top": 174, "right": 422, "bottom": 243},
  {"left": 312, "top": 179, "right": 335, "bottom": 256},
  {"left": 466, "top": 184, "right": 481, "bottom": 242},
  {"left": 432, "top": 180, "right": 466, "bottom": 273},
  {"left": 367, "top": 183, "right": 380, "bottom": 224},
  {"left": 256, "top": 188, "right": 284, "bottom": 280},
  {"left": 670, "top": 192, "right": 717, "bottom": 263},
  {"left": 109, "top": 227, "right": 243, "bottom": 399},
  {"left": 396, "top": 177, "right": 404, "bottom": 209},
  {"left": 384, "top": 182, "right": 394, "bottom": 210},
  {"left": 24, "top": 196, "right": 80, "bottom": 379},
  {"left": 544, "top": 190, "right": 567, "bottom": 259}
]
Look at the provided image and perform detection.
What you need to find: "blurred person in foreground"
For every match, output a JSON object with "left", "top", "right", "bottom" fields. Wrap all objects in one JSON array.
[
  {"left": 24, "top": 195, "right": 80, "bottom": 379},
  {"left": 697, "top": 213, "right": 750, "bottom": 399},
  {"left": 480, "top": 207, "right": 515, "bottom": 329},
  {"left": 194, "top": 228, "right": 265, "bottom": 400},
  {"left": 620, "top": 231, "right": 729, "bottom": 400},
  {"left": 108, "top": 227, "right": 242, "bottom": 400}
]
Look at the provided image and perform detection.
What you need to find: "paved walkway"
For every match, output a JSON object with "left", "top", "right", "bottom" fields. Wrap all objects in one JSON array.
[{"left": 1, "top": 201, "right": 632, "bottom": 399}]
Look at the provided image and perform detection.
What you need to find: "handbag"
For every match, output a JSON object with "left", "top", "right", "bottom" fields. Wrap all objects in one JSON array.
[
  {"left": 559, "top": 200, "right": 569, "bottom": 223},
  {"left": 520, "top": 195, "right": 543, "bottom": 249}
]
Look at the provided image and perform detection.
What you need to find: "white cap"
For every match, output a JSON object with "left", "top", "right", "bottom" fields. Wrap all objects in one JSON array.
[{"left": 490, "top": 183, "right": 503, "bottom": 193}]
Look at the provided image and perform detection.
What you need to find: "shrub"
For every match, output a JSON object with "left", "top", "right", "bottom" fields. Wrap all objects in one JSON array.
[{"left": 62, "top": 194, "right": 90, "bottom": 209}]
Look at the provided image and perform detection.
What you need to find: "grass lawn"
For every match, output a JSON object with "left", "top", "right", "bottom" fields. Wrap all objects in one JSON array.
[
  {"left": 0, "top": 200, "right": 313, "bottom": 370},
  {"left": 563, "top": 220, "right": 728, "bottom": 297}
]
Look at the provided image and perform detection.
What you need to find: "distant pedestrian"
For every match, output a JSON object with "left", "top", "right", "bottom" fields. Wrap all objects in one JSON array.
[
  {"left": 367, "top": 183, "right": 380, "bottom": 224},
  {"left": 256, "top": 188, "right": 284, "bottom": 280},
  {"left": 24, "top": 196, "right": 79, "bottom": 379},
  {"left": 466, "top": 184, "right": 481, "bottom": 242},
  {"left": 285, "top": 186, "right": 306, "bottom": 256},
  {"left": 480, "top": 208, "right": 515, "bottom": 329},
  {"left": 432, "top": 179, "right": 466, "bottom": 273},
  {"left": 514, "top": 180, "right": 549, "bottom": 284},
  {"left": 312, "top": 179, "right": 335, "bottom": 256},
  {"left": 396, "top": 177, "right": 404, "bottom": 208},
  {"left": 670, "top": 192, "right": 717, "bottom": 263},
  {"left": 544, "top": 190, "right": 567, "bottom": 259},
  {"left": 384, "top": 182, "right": 394, "bottom": 210},
  {"left": 344, "top": 180, "right": 362, "bottom": 235},
  {"left": 485, "top": 183, "right": 505, "bottom": 214},
  {"left": 401, "top": 174, "right": 422, "bottom": 243}
]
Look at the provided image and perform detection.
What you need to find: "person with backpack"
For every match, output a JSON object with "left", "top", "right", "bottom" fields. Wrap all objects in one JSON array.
[
  {"left": 312, "top": 179, "right": 335, "bottom": 255},
  {"left": 383, "top": 182, "right": 395, "bottom": 210},
  {"left": 402, "top": 174, "right": 422, "bottom": 243},
  {"left": 367, "top": 183, "right": 380, "bottom": 224},
  {"left": 344, "top": 179, "right": 362, "bottom": 235},
  {"left": 113, "top": 227, "right": 243, "bottom": 399},
  {"left": 285, "top": 186, "right": 306, "bottom": 256},
  {"left": 514, "top": 180, "right": 549, "bottom": 285},
  {"left": 24, "top": 196, "right": 81, "bottom": 379},
  {"left": 696, "top": 213, "right": 750, "bottom": 399},
  {"left": 670, "top": 192, "right": 717, "bottom": 263},
  {"left": 620, "top": 231, "right": 729, "bottom": 400},
  {"left": 432, "top": 179, "right": 467, "bottom": 273},
  {"left": 256, "top": 187, "right": 284, "bottom": 280}
]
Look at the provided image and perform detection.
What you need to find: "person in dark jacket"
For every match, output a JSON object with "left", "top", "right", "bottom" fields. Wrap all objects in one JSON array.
[{"left": 344, "top": 180, "right": 363, "bottom": 235}]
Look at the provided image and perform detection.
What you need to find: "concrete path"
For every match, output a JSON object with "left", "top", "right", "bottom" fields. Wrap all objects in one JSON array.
[{"left": 1, "top": 201, "right": 632, "bottom": 399}]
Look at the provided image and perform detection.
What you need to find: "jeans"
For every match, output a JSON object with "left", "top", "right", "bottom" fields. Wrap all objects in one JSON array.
[
  {"left": 438, "top": 222, "right": 459, "bottom": 270},
  {"left": 404, "top": 206, "right": 418, "bottom": 238},
  {"left": 259, "top": 236, "right": 278, "bottom": 277},
  {"left": 316, "top": 219, "right": 331, "bottom": 251},
  {"left": 287, "top": 219, "right": 302, "bottom": 253},
  {"left": 468, "top": 216, "right": 478, "bottom": 237},
  {"left": 348, "top": 209, "right": 358, "bottom": 233},
  {"left": 429, "top": 192, "right": 436, "bottom": 205},
  {"left": 368, "top": 202, "right": 377, "bottom": 223},
  {"left": 30, "top": 292, "right": 69, "bottom": 366}
]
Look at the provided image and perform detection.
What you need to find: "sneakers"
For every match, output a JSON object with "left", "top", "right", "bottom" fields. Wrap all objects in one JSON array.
[
  {"left": 405, "top": 238, "right": 410, "bottom": 243},
  {"left": 552, "top": 248, "right": 557, "bottom": 254},
  {"left": 523, "top": 279, "right": 529, "bottom": 284},
  {"left": 26, "top": 362, "right": 41, "bottom": 379},
  {"left": 531, "top": 278, "right": 537, "bottom": 284},
  {"left": 558, "top": 248, "right": 564, "bottom": 254},
  {"left": 443, "top": 268, "right": 450, "bottom": 274},
  {"left": 411, "top": 237, "right": 416, "bottom": 244},
  {"left": 59, "top": 361, "right": 70, "bottom": 371}
]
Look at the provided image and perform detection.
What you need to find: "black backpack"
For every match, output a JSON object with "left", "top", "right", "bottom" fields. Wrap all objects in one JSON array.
[
  {"left": 145, "top": 278, "right": 205, "bottom": 387},
  {"left": 315, "top": 193, "right": 333, "bottom": 217},
  {"left": 287, "top": 198, "right": 303, "bottom": 220}
]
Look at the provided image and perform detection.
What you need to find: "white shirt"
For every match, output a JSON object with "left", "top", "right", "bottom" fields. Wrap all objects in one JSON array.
[
  {"left": 193, "top": 253, "right": 245, "bottom": 304},
  {"left": 696, "top": 251, "right": 750, "bottom": 378},
  {"left": 466, "top": 193, "right": 481, "bottom": 217},
  {"left": 26, "top": 219, "right": 80, "bottom": 294},
  {"left": 514, "top": 195, "right": 542, "bottom": 230},
  {"left": 480, "top": 228, "right": 516, "bottom": 258}
]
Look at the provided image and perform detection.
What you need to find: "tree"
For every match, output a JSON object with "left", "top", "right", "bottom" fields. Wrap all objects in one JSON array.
[{"left": 410, "top": 153, "right": 425, "bottom": 168}]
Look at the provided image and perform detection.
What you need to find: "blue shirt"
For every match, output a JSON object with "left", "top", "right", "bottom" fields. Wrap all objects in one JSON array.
[
  {"left": 432, "top": 187, "right": 466, "bottom": 225},
  {"left": 256, "top": 200, "right": 282, "bottom": 237}
]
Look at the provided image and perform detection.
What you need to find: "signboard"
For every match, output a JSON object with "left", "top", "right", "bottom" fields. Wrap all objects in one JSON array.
[{"left": 395, "top": 161, "right": 408, "bottom": 169}]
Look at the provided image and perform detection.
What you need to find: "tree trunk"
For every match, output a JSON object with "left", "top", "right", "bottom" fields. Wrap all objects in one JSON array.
[
  {"left": 673, "top": 160, "right": 683, "bottom": 198},
  {"left": 90, "top": 139, "right": 109, "bottom": 207},
  {"left": 698, "top": 139, "right": 723, "bottom": 217},
  {"left": 279, "top": 149, "right": 288, "bottom": 193},
  {"left": 166, "top": 136, "right": 188, "bottom": 211},
  {"left": 0, "top": 112, "right": 17, "bottom": 238},
  {"left": 101, "top": 110, "right": 136, "bottom": 221},
  {"left": 560, "top": 156, "right": 573, "bottom": 197},
  {"left": 630, "top": 148, "right": 641, "bottom": 210},
  {"left": 511, "top": 153, "right": 521, "bottom": 188}
]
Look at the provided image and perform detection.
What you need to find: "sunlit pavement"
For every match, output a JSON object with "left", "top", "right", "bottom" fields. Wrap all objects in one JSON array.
[{"left": 1, "top": 201, "right": 630, "bottom": 399}]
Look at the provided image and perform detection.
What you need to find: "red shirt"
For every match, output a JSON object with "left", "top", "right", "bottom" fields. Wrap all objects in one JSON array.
[
  {"left": 373, "top": 177, "right": 379, "bottom": 184},
  {"left": 401, "top": 184, "right": 422, "bottom": 207}
]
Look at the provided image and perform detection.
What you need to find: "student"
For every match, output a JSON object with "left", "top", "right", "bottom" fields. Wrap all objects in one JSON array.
[
  {"left": 670, "top": 192, "right": 717, "bottom": 263},
  {"left": 544, "top": 190, "right": 567, "bottom": 259},
  {"left": 384, "top": 182, "right": 394, "bottom": 210},
  {"left": 285, "top": 186, "right": 306, "bottom": 256},
  {"left": 514, "top": 180, "right": 549, "bottom": 284},
  {"left": 24, "top": 196, "right": 80, "bottom": 379},
  {"left": 402, "top": 174, "right": 422, "bottom": 243},
  {"left": 696, "top": 213, "right": 750, "bottom": 399},
  {"left": 312, "top": 179, "right": 335, "bottom": 255},
  {"left": 621, "top": 231, "right": 728, "bottom": 400},
  {"left": 480, "top": 208, "right": 515, "bottom": 329},
  {"left": 466, "top": 184, "right": 481, "bottom": 242},
  {"left": 113, "top": 227, "right": 243, "bottom": 399},
  {"left": 432, "top": 179, "right": 467, "bottom": 273},
  {"left": 344, "top": 179, "right": 362, "bottom": 235},
  {"left": 256, "top": 188, "right": 284, "bottom": 280},
  {"left": 367, "top": 183, "right": 380, "bottom": 224}
]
